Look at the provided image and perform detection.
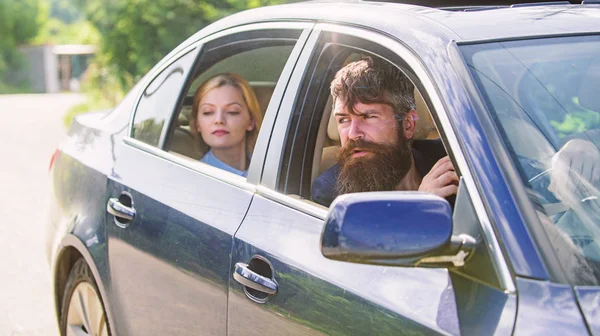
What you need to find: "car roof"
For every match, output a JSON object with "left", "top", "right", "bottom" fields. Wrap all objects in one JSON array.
[{"left": 201, "top": 1, "right": 600, "bottom": 43}]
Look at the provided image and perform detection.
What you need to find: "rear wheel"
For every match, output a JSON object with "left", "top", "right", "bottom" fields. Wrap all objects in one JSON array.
[{"left": 60, "top": 258, "right": 110, "bottom": 336}]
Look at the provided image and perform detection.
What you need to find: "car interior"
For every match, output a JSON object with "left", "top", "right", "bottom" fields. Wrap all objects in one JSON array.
[
  {"left": 166, "top": 40, "right": 296, "bottom": 162},
  {"left": 166, "top": 44, "right": 443, "bottom": 208}
]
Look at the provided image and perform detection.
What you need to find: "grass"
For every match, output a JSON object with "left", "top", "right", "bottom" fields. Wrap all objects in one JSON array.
[{"left": 0, "top": 82, "right": 31, "bottom": 94}]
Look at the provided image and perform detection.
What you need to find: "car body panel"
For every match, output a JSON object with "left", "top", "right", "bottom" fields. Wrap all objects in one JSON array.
[
  {"left": 419, "top": 5, "right": 600, "bottom": 42},
  {"left": 188, "top": 2, "right": 600, "bottom": 49},
  {"left": 449, "top": 273, "right": 517, "bottom": 335},
  {"left": 575, "top": 287, "right": 600, "bottom": 335},
  {"left": 514, "top": 277, "right": 590, "bottom": 334},
  {"left": 45, "top": 91, "right": 140, "bottom": 330},
  {"left": 104, "top": 172, "right": 248, "bottom": 335},
  {"left": 229, "top": 194, "right": 461, "bottom": 335}
]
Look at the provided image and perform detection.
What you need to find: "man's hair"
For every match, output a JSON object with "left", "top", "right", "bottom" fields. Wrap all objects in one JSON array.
[{"left": 330, "top": 57, "right": 416, "bottom": 121}]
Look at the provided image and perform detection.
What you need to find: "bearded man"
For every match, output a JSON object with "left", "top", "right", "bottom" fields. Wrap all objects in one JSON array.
[{"left": 312, "top": 57, "right": 459, "bottom": 207}]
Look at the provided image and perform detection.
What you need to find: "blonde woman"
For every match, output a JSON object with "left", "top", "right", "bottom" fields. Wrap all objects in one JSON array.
[{"left": 190, "top": 73, "right": 263, "bottom": 177}]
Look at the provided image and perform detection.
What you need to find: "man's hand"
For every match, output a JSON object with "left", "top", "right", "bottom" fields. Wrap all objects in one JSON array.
[
  {"left": 548, "top": 139, "right": 600, "bottom": 209},
  {"left": 418, "top": 156, "right": 459, "bottom": 198}
]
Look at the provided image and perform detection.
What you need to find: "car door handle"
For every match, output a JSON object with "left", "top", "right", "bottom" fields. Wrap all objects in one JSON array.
[
  {"left": 106, "top": 198, "right": 136, "bottom": 221},
  {"left": 233, "top": 262, "right": 278, "bottom": 295}
]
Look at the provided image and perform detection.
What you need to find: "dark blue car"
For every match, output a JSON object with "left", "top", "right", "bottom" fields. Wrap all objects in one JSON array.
[{"left": 46, "top": 1, "right": 600, "bottom": 335}]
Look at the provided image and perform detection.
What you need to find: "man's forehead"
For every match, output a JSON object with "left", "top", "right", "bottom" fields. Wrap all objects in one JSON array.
[{"left": 333, "top": 99, "right": 392, "bottom": 115}]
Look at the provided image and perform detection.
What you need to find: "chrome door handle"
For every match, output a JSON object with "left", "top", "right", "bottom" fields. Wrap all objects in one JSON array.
[
  {"left": 233, "top": 262, "right": 278, "bottom": 295},
  {"left": 106, "top": 198, "right": 136, "bottom": 221}
]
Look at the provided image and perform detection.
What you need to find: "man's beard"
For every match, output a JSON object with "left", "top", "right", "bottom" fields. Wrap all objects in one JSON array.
[{"left": 336, "top": 137, "right": 413, "bottom": 195}]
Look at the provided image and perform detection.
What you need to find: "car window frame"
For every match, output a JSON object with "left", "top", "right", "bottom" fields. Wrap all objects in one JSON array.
[
  {"left": 123, "top": 22, "right": 314, "bottom": 191},
  {"left": 259, "top": 23, "right": 516, "bottom": 293}
]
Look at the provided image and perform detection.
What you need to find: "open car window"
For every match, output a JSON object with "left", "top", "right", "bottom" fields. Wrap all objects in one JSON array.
[
  {"left": 274, "top": 37, "right": 443, "bottom": 206},
  {"left": 162, "top": 28, "right": 302, "bottom": 180}
]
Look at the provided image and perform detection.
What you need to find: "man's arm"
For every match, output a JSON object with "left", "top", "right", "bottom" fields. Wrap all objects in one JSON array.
[{"left": 549, "top": 139, "right": 600, "bottom": 211}]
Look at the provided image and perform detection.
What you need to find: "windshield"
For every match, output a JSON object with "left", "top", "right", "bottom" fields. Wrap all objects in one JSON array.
[{"left": 461, "top": 35, "right": 600, "bottom": 285}]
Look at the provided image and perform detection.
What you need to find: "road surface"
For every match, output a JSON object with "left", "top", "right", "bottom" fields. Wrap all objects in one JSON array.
[{"left": 0, "top": 93, "right": 85, "bottom": 335}]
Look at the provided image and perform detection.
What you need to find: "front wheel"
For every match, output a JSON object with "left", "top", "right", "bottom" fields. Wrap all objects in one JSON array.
[{"left": 59, "top": 258, "right": 110, "bottom": 336}]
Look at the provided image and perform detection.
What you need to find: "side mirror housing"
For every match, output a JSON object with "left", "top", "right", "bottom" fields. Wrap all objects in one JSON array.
[{"left": 321, "top": 192, "right": 469, "bottom": 267}]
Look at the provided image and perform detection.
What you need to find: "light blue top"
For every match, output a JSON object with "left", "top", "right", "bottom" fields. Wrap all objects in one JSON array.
[{"left": 200, "top": 150, "right": 247, "bottom": 177}]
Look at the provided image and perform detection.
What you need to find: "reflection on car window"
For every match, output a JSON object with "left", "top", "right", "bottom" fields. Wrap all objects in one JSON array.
[
  {"left": 462, "top": 36, "right": 600, "bottom": 285},
  {"left": 132, "top": 49, "right": 197, "bottom": 146}
]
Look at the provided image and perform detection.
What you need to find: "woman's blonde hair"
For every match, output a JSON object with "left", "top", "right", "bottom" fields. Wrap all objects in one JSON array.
[{"left": 190, "top": 73, "right": 263, "bottom": 156}]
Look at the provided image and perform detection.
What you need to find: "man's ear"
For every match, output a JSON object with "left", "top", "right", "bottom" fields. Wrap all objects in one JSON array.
[{"left": 403, "top": 109, "right": 418, "bottom": 140}]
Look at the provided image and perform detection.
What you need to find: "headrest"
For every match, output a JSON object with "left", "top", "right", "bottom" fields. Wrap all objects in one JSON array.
[
  {"left": 325, "top": 88, "right": 438, "bottom": 142},
  {"left": 326, "top": 96, "right": 339, "bottom": 141},
  {"left": 413, "top": 89, "right": 438, "bottom": 140},
  {"left": 178, "top": 106, "right": 191, "bottom": 126},
  {"left": 579, "top": 58, "right": 600, "bottom": 112}
]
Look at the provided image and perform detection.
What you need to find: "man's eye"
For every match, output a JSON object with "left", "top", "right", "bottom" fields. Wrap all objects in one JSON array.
[
  {"left": 363, "top": 115, "right": 376, "bottom": 119},
  {"left": 337, "top": 118, "right": 349, "bottom": 124}
]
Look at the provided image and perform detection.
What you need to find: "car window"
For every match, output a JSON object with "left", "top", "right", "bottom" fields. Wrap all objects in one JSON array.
[
  {"left": 164, "top": 29, "right": 301, "bottom": 179},
  {"left": 273, "top": 33, "right": 442, "bottom": 205},
  {"left": 462, "top": 36, "right": 600, "bottom": 285},
  {"left": 131, "top": 49, "right": 197, "bottom": 146}
]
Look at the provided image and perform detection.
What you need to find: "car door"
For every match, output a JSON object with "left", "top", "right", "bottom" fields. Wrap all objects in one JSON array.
[
  {"left": 104, "top": 23, "right": 312, "bottom": 335},
  {"left": 227, "top": 25, "right": 518, "bottom": 335}
]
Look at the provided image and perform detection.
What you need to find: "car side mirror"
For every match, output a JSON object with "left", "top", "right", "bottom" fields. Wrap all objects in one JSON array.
[{"left": 321, "top": 192, "right": 475, "bottom": 268}]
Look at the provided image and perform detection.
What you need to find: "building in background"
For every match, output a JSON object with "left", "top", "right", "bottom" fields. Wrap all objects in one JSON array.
[{"left": 19, "top": 44, "right": 96, "bottom": 93}]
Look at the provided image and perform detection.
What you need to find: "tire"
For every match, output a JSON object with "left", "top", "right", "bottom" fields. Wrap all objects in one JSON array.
[{"left": 59, "top": 258, "right": 111, "bottom": 336}]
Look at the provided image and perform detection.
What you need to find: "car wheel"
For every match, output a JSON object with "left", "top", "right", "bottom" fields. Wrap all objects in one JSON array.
[{"left": 59, "top": 258, "right": 110, "bottom": 336}]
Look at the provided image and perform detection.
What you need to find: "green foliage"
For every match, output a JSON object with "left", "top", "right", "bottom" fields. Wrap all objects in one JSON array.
[
  {"left": 61, "top": 0, "right": 288, "bottom": 126},
  {"left": 34, "top": 18, "right": 101, "bottom": 45},
  {"left": 550, "top": 97, "right": 600, "bottom": 138},
  {"left": 49, "top": 0, "right": 82, "bottom": 23},
  {"left": 0, "top": 0, "right": 44, "bottom": 93},
  {"left": 74, "top": 0, "right": 288, "bottom": 91}
]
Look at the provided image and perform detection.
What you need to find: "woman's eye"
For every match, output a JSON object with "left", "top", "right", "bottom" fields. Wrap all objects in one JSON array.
[
  {"left": 202, "top": 111, "right": 214, "bottom": 116},
  {"left": 227, "top": 111, "right": 241, "bottom": 115}
]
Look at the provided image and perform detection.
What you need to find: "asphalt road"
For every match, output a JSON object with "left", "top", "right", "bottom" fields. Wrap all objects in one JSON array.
[{"left": 0, "top": 93, "right": 85, "bottom": 335}]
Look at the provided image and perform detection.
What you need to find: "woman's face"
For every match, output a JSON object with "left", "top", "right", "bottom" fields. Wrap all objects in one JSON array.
[{"left": 196, "top": 85, "right": 255, "bottom": 150}]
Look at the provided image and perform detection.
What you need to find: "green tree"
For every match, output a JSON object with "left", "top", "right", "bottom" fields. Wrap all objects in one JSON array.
[
  {"left": 74, "top": 0, "right": 287, "bottom": 91},
  {"left": 0, "top": 0, "right": 44, "bottom": 93},
  {"left": 63, "top": 0, "right": 288, "bottom": 126}
]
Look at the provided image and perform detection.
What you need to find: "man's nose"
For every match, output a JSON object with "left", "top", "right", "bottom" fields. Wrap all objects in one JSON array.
[{"left": 347, "top": 118, "right": 364, "bottom": 140}]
